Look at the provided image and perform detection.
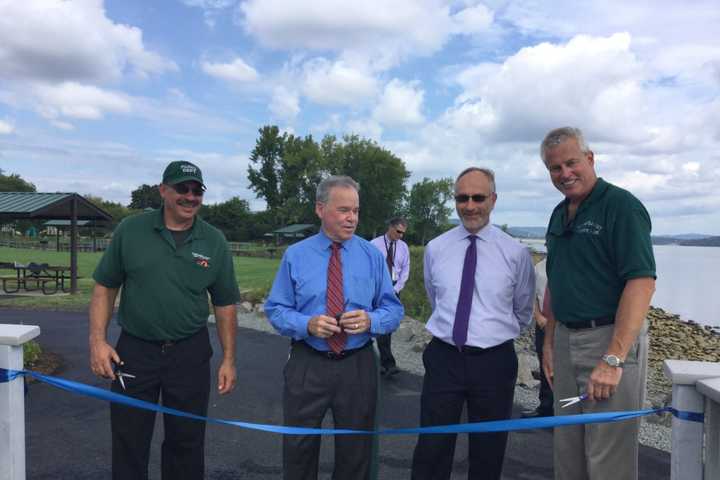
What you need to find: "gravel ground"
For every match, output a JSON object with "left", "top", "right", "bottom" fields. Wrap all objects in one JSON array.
[{"left": 233, "top": 311, "right": 671, "bottom": 452}]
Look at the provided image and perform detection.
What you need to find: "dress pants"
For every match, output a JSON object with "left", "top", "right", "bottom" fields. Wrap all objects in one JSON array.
[
  {"left": 552, "top": 321, "right": 648, "bottom": 480},
  {"left": 378, "top": 289, "right": 399, "bottom": 370},
  {"left": 283, "top": 341, "right": 378, "bottom": 480},
  {"left": 534, "top": 325, "right": 554, "bottom": 414},
  {"left": 411, "top": 338, "right": 518, "bottom": 480},
  {"left": 376, "top": 333, "right": 397, "bottom": 370},
  {"left": 111, "top": 328, "right": 213, "bottom": 480}
]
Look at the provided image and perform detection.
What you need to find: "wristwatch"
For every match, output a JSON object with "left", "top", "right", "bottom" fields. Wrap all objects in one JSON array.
[{"left": 602, "top": 354, "right": 625, "bottom": 368}]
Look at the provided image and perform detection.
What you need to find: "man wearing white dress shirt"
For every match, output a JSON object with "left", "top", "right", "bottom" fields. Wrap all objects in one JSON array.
[{"left": 411, "top": 167, "right": 535, "bottom": 480}]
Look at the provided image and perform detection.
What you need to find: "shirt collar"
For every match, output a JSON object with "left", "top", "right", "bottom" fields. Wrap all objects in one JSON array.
[
  {"left": 456, "top": 222, "right": 492, "bottom": 242},
  {"left": 317, "top": 229, "right": 351, "bottom": 251},
  {"left": 153, "top": 207, "right": 203, "bottom": 239},
  {"left": 551, "top": 177, "right": 609, "bottom": 233}
]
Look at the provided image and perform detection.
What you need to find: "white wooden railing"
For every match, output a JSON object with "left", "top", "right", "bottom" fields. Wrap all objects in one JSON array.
[
  {"left": 0, "top": 324, "right": 40, "bottom": 480},
  {"left": 664, "top": 359, "right": 720, "bottom": 479}
]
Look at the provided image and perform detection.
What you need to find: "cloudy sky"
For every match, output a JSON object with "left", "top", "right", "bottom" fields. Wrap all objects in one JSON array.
[{"left": 1, "top": 0, "right": 719, "bottom": 235}]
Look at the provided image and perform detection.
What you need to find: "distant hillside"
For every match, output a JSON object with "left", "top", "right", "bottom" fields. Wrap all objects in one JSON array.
[
  {"left": 506, "top": 226, "right": 546, "bottom": 238},
  {"left": 652, "top": 235, "right": 720, "bottom": 247}
]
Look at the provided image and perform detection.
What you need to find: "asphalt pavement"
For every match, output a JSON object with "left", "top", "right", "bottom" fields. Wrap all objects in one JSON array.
[{"left": 1, "top": 308, "right": 670, "bottom": 479}]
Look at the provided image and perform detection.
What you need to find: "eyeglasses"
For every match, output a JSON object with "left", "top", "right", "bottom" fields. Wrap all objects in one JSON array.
[
  {"left": 170, "top": 183, "right": 205, "bottom": 196},
  {"left": 454, "top": 194, "right": 489, "bottom": 203},
  {"left": 394, "top": 228, "right": 406, "bottom": 235}
]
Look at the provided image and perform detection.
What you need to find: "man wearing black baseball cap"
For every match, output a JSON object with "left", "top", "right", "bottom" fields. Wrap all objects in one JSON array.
[{"left": 89, "top": 160, "right": 240, "bottom": 479}]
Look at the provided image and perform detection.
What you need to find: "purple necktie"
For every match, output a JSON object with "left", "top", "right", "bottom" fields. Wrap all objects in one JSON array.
[{"left": 453, "top": 235, "right": 477, "bottom": 349}]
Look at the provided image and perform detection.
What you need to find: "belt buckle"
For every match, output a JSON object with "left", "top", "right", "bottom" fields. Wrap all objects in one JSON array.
[{"left": 326, "top": 350, "right": 344, "bottom": 360}]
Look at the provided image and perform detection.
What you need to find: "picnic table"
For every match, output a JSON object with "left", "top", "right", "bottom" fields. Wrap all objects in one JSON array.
[{"left": 0, "top": 262, "right": 72, "bottom": 295}]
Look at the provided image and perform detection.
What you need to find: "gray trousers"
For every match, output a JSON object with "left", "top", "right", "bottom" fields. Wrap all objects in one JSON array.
[
  {"left": 283, "top": 341, "right": 378, "bottom": 480},
  {"left": 553, "top": 321, "right": 648, "bottom": 480}
]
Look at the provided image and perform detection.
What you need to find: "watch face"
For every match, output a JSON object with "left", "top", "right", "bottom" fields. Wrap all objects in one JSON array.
[{"left": 604, "top": 355, "right": 621, "bottom": 367}]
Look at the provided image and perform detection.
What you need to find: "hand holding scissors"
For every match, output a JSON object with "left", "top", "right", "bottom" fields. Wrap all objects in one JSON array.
[
  {"left": 113, "top": 362, "right": 136, "bottom": 391},
  {"left": 559, "top": 393, "right": 588, "bottom": 409}
]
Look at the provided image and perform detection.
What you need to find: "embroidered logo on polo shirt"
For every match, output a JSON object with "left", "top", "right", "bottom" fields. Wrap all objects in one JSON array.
[
  {"left": 575, "top": 220, "right": 603, "bottom": 235},
  {"left": 192, "top": 252, "right": 211, "bottom": 268}
]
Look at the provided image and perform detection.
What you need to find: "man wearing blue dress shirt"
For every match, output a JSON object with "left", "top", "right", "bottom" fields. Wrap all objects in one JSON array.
[
  {"left": 411, "top": 167, "right": 535, "bottom": 480},
  {"left": 265, "top": 175, "right": 403, "bottom": 480}
]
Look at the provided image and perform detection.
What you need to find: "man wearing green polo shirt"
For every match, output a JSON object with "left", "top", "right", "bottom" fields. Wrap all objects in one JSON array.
[
  {"left": 539, "top": 127, "right": 656, "bottom": 480},
  {"left": 89, "top": 160, "right": 240, "bottom": 480}
]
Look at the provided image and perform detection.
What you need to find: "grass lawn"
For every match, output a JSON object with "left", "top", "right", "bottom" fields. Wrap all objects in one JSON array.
[{"left": 0, "top": 246, "right": 280, "bottom": 311}]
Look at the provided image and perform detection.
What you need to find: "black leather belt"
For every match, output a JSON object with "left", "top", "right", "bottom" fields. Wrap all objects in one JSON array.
[
  {"left": 563, "top": 316, "right": 615, "bottom": 330},
  {"left": 432, "top": 337, "right": 512, "bottom": 355},
  {"left": 123, "top": 329, "right": 200, "bottom": 353},
  {"left": 293, "top": 339, "right": 372, "bottom": 360}
]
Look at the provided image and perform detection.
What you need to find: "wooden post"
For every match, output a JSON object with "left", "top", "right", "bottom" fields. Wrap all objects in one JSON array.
[
  {"left": 70, "top": 195, "right": 78, "bottom": 294},
  {"left": 0, "top": 324, "right": 41, "bottom": 480}
]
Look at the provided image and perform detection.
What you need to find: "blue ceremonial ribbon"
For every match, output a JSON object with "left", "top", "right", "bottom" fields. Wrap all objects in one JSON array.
[{"left": 0, "top": 367, "right": 704, "bottom": 435}]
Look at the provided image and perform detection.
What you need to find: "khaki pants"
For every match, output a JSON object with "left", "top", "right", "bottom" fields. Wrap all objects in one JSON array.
[{"left": 553, "top": 321, "right": 648, "bottom": 480}]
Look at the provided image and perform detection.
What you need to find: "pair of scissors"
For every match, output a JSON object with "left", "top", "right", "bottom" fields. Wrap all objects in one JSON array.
[
  {"left": 113, "top": 362, "right": 136, "bottom": 391},
  {"left": 559, "top": 393, "right": 588, "bottom": 408}
]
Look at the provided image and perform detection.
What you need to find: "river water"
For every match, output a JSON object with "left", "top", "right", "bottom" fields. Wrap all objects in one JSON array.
[
  {"left": 653, "top": 245, "right": 719, "bottom": 328},
  {"left": 521, "top": 241, "right": 719, "bottom": 327}
]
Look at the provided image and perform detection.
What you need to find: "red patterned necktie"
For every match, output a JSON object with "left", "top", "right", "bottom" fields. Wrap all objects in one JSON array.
[{"left": 326, "top": 242, "right": 347, "bottom": 353}]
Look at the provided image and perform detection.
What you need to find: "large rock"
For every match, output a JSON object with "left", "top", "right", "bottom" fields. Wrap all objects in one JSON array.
[{"left": 516, "top": 352, "right": 539, "bottom": 387}]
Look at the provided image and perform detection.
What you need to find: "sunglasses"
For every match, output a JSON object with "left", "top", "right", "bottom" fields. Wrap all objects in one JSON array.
[
  {"left": 394, "top": 228, "right": 406, "bottom": 235},
  {"left": 171, "top": 183, "right": 205, "bottom": 196},
  {"left": 454, "top": 194, "right": 489, "bottom": 203}
]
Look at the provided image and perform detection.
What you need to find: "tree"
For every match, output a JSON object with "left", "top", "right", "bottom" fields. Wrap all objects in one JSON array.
[
  {"left": 0, "top": 170, "right": 37, "bottom": 235},
  {"left": 0, "top": 169, "right": 36, "bottom": 192},
  {"left": 200, "top": 197, "right": 253, "bottom": 241},
  {"left": 129, "top": 184, "right": 161, "bottom": 210},
  {"left": 277, "top": 134, "right": 323, "bottom": 225},
  {"left": 405, "top": 177, "right": 454, "bottom": 245},
  {"left": 321, "top": 135, "right": 409, "bottom": 238},
  {"left": 247, "top": 125, "right": 284, "bottom": 213},
  {"left": 85, "top": 195, "right": 134, "bottom": 228},
  {"left": 245, "top": 126, "right": 410, "bottom": 237}
]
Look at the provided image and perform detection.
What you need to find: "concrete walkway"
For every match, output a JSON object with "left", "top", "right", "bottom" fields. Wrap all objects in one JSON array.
[{"left": 3, "top": 309, "right": 670, "bottom": 479}]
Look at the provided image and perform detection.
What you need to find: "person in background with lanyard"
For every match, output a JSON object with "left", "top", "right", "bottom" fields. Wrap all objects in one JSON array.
[{"left": 370, "top": 216, "right": 410, "bottom": 376}]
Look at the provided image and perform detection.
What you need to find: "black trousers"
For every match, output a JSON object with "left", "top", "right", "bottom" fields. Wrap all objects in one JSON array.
[
  {"left": 411, "top": 338, "right": 518, "bottom": 480},
  {"left": 534, "top": 325, "right": 554, "bottom": 414},
  {"left": 283, "top": 341, "right": 378, "bottom": 480},
  {"left": 376, "top": 333, "right": 396, "bottom": 369},
  {"left": 111, "top": 328, "right": 213, "bottom": 480},
  {"left": 378, "top": 288, "right": 399, "bottom": 369}
]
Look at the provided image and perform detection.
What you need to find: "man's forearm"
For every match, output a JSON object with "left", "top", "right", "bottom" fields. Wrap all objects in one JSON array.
[
  {"left": 214, "top": 304, "right": 237, "bottom": 361},
  {"left": 89, "top": 284, "right": 118, "bottom": 343},
  {"left": 607, "top": 277, "right": 655, "bottom": 359}
]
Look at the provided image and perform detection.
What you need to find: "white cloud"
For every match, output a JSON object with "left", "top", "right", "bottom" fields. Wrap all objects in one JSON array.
[
  {"left": 239, "top": 0, "right": 462, "bottom": 68},
  {"left": 180, "top": 0, "right": 238, "bottom": 28},
  {"left": 270, "top": 86, "right": 300, "bottom": 120},
  {"left": 448, "top": 33, "right": 651, "bottom": 142},
  {"left": 0, "top": 119, "right": 14, "bottom": 134},
  {"left": 0, "top": 0, "right": 177, "bottom": 83},
  {"left": 301, "top": 59, "right": 379, "bottom": 106},
  {"left": 201, "top": 57, "right": 259, "bottom": 83},
  {"left": 32, "top": 82, "right": 132, "bottom": 120},
  {"left": 451, "top": 3, "right": 493, "bottom": 35},
  {"left": 346, "top": 118, "right": 382, "bottom": 141},
  {"left": 373, "top": 79, "right": 425, "bottom": 127}
]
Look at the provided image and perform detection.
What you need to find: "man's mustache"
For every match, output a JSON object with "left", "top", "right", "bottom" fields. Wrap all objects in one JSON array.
[{"left": 177, "top": 199, "right": 200, "bottom": 208}]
